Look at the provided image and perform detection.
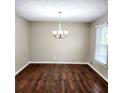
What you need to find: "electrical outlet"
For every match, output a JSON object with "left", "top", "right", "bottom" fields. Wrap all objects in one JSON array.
[{"left": 53, "top": 56, "right": 57, "bottom": 59}]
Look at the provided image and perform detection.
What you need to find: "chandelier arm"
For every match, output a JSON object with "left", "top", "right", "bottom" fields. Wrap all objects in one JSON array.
[
  {"left": 53, "top": 34, "right": 56, "bottom": 38},
  {"left": 59, "top": 34, "right": 62, "bottom": 39}
]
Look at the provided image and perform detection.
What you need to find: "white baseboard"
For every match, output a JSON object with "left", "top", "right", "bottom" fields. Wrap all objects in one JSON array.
[
  {"left": 15, "top": 62, "right": 30, "bottom": 76},
  {"left": 16, "top": 61, "right": 108, "bottom": 82},
  {"left": 88, "top": 63, "right": 108, "bottom": 82},
  {"left": 29, "top": 61, "right": 89, "bottom": 64}
]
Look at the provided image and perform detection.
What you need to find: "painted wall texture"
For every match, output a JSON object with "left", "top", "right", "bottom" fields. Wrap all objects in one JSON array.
[
  {"left": 15, "top": 14, "right": 30, "bottom": 72},
  {"left": 30, "top": 22, "right": 90, "bottom": 62}
]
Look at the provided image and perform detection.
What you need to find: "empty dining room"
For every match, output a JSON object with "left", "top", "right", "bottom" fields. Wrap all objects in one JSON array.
[{"left": 15, "top": 0, "right": 108, "bottom": 93}]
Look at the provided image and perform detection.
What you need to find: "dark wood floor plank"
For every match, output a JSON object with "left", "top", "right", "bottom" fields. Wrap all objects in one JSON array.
[{"left": 16, "top": 64, "right": 108, "bottom": 93}]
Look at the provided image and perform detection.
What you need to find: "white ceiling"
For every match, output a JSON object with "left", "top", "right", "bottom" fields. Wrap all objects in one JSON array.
[{"left": 15, "top": 0, "right": 108, "bottom": 22}]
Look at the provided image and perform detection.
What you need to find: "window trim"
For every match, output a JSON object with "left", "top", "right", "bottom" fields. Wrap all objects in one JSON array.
[
  {"left": 95, "top": 59, "right": 108, "bottom": 69},
  {"left": 95, "top": 23, "right": 108, "bottom": 68}
]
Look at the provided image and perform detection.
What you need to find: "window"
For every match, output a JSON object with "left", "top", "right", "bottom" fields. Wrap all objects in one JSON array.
[{"left": 95, "top": 23, "right": 108, "bottom": 65}]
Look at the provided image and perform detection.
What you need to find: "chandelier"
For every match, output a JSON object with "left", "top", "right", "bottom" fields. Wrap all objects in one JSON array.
[{"left": 52, "top": 12, "right": 69, "bottom": 39}]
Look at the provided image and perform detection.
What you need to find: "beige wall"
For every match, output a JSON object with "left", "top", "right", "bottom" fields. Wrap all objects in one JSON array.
[
  {"left": 90, "top": 14, "right": 108, "bottom": 79},
  {"left": 30, "top": 22, "right": 90, "bottom": 62},
  {"left": 15, "top": 14, "right": 30, "bottom": 72}
]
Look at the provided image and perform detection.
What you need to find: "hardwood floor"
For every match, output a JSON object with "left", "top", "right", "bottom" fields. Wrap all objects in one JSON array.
[{"left": 15, "top": 64, "right": 108, "bottom": 93}]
